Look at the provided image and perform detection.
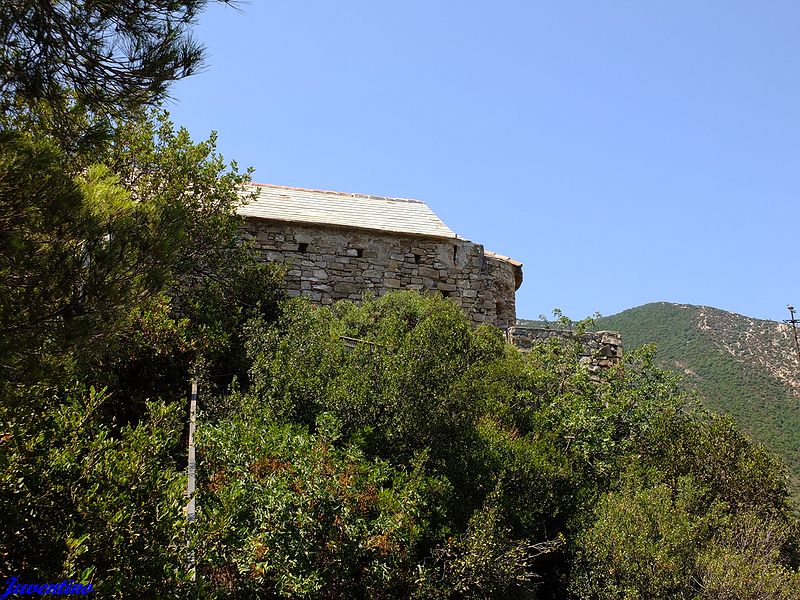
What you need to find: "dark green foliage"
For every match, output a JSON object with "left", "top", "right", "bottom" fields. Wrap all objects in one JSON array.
[
  {"left": 0, "top": 111, "right": 283, "bottom": 417},
  {"left": 630, "top": 406, "right": 789, "bottom": 514},
  {"left": 191, "top": 293, "right": 800, "bottom": 597},
  {"left": 0, "top": 388, "right": 191, "bottom": 597},
  {"left": 246, "top": 294, "right": 495, "bottom": 468},
  {"left": 572, "top": 481, "right": 721, "bottom": 599},
  {"left": 568, "top": 347, "right": 799, "bottom": 598},
  {"left": 1, "top": 109, "right": 284, "bottom": 593},
  {"left": 0, "top": 132, "right": 98, "bottom": 385},
  {"left": 5, "top": 276, "right": 800, "bottom": 596},
  {"left": 197, "top": 412, "right": 448, "bottom": 597},
  {"left": 571, "top": 481, "right": 800, "bottom": 599},
  {"left": 697, "top": 513, "right": 800, "bottom": 599},
  {"left": 197, "top": 407, "right": 556, "bottom": 598},
  {"left": 0, "top": 0, "right": 225, "bottom": 148},
  {"left": 0, "top": 0, "right": 289, "bottom": 594},
  {"left": 196, "top": 294, "right": 580, "bottom": 596}
]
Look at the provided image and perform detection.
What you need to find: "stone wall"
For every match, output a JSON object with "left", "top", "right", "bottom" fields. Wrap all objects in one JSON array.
[
  {"left": 508, "top": 327, "right": 623, "bottom": 372},
  {"left": 241, "top": 219, "right": 521, "bottom": 329}
]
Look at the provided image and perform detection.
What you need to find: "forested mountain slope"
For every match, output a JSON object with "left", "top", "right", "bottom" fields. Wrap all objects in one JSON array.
[{"left": 590, "top": 302, "right": 800, "bottom": 493}]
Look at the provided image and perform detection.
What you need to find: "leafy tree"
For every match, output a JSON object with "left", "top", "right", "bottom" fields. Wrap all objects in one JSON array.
[
  {"left": 197, "top": 398, "right": 558, "bottom": 598},
  {"left": 698, "top": 512, "right": 800, "bottom": 600},
  {"left": 569, "top": 374, "right": 799, "bottom": 598},
  {"left": 0, "top": 0, "right": 227, "bottom": 116},
  {"left": 0, "top": 112, "right": 268, "bottom": 404},
  {"left": 243, "top": 293, "right": 508, "bottom": 510},
  {"left": 0, "top": 110, "right": 284, "bottom": 592},
  {"left": 595, "top": 303, "right": 800, "bottom": 504},
  {"left": 197, "top": 294, "right": 574, "bottom": 597},
  {"left": 0, "top": 0, "right": 292, "bottom": 595},
  {"left": 571, "top": 480, "right": 722, "bottom": 599}
]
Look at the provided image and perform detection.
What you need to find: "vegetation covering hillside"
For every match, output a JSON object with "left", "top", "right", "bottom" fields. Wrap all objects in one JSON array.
[{"left": 590, "top": 302, "right": 800, "bottom": 495}]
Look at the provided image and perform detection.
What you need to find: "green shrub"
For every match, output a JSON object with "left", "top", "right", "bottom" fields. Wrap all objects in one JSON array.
[{"left": 0, "top": 388, "right": 190, "bottom": 597}]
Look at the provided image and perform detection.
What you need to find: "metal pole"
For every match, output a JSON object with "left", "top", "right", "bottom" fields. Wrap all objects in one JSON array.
[
  {"left": 187, "top": 379, "right": 198, "bottom": 581},
  {"left": 786, "top": 305, "right": 800, "bottom": 366}
]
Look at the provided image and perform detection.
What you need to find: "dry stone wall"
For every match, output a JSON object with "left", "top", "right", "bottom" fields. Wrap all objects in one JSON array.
[
  {"left": 508, "top": 327, "right": 623, "bottom": 372},
  {"left": 241, "top": 219, "right": 521, "bottom": 329}
]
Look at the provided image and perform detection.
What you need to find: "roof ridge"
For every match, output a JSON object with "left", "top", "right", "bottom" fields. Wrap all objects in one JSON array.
[{"left": 250, "top": 183, "right": 425, "bottom": 204}]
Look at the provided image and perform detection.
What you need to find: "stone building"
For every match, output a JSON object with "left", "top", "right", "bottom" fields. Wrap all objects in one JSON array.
[{"left": 238, "top": 184, "right": 523, "bottom": 329}]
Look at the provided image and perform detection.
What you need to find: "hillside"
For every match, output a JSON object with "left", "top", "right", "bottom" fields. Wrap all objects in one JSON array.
[{"left": 577, "top": 303, "right": 800, "bottom": 494}]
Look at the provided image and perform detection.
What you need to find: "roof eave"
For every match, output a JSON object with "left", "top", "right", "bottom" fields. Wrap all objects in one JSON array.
[{"left": 240, "top": 213, "right": 459, "bottom": 241}]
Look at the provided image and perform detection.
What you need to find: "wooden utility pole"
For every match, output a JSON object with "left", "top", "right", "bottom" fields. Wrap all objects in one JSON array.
[
  {"left": 187, "top": 379, "right": 198, "bottom": 581},
  {"left": 786, "top": 305, "right": 800, "bottom": 366}
]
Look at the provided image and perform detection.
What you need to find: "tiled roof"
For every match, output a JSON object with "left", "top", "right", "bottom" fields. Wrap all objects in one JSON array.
[
  {"left": 484, "top": 250, "right": 523, "bottom": 268},
  {"left": 238, "top": 184, "right": 457, "bottom": 239}
]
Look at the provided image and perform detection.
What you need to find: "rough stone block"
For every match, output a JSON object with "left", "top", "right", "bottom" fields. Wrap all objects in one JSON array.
[
  {"left": 418, "top": 266, "right": 438, "bottom": 278},
  {"left": 334, "top": 282, "right": 358, "bottom": 294}
]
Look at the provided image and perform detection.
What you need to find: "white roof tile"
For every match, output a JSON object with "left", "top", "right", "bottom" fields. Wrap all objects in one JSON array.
[
  {"left": 484, "top": 250, "right": 523, "bottom": 268},
  {"left": 238, "top": 184, "right": 457, "bottom": 239}
]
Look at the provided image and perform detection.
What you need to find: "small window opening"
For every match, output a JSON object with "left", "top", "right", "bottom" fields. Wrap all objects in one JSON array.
[
  {"left": 413, "top": 253, "right": 422, "bottom": 264},
  {"left": 356, "top": 248, "right": 364, "bottom": 258},
  {"left": 297, "top": 242, "right": 309, "bottom": 254},
  {"left": 453, "top": 245, "right": 458, "bottom": 263}
]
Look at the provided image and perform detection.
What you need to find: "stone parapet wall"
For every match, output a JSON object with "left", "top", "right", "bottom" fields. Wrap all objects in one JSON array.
[
  {"left": 508, "top": 327, "right": 623, "bottom": 371},
  {"left": 241, "top": 219, "right": 520, "bottom": 329}
]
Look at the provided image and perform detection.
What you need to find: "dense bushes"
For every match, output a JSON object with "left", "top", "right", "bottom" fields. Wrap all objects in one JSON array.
[
  {"left": 0, "top": 389, "right": 190, "bottom": 596},
  {"left": 189, "top": 292, "right": 800, "bottom": 598},
  {"left": 572, "top": 482, "right": 800, "bottom": 599},
  {"left": 0, "top": 151, "right": 797, "bottom": 597},
  {"left": 3, "top": 279, "right": 800, "bottom": 596}
]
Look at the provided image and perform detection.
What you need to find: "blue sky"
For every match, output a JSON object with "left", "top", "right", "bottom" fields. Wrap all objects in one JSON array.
[{"left": 170, "top": 1, "right": 799, "bottom": 322}]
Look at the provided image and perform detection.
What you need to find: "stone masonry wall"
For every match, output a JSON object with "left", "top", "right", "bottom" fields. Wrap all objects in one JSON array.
[
  {"left": 508, "top": 327, "right": 623, "bottom": 373},
  {"left": 241, "top": 219, "right": 520, "bottom": 329}
]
